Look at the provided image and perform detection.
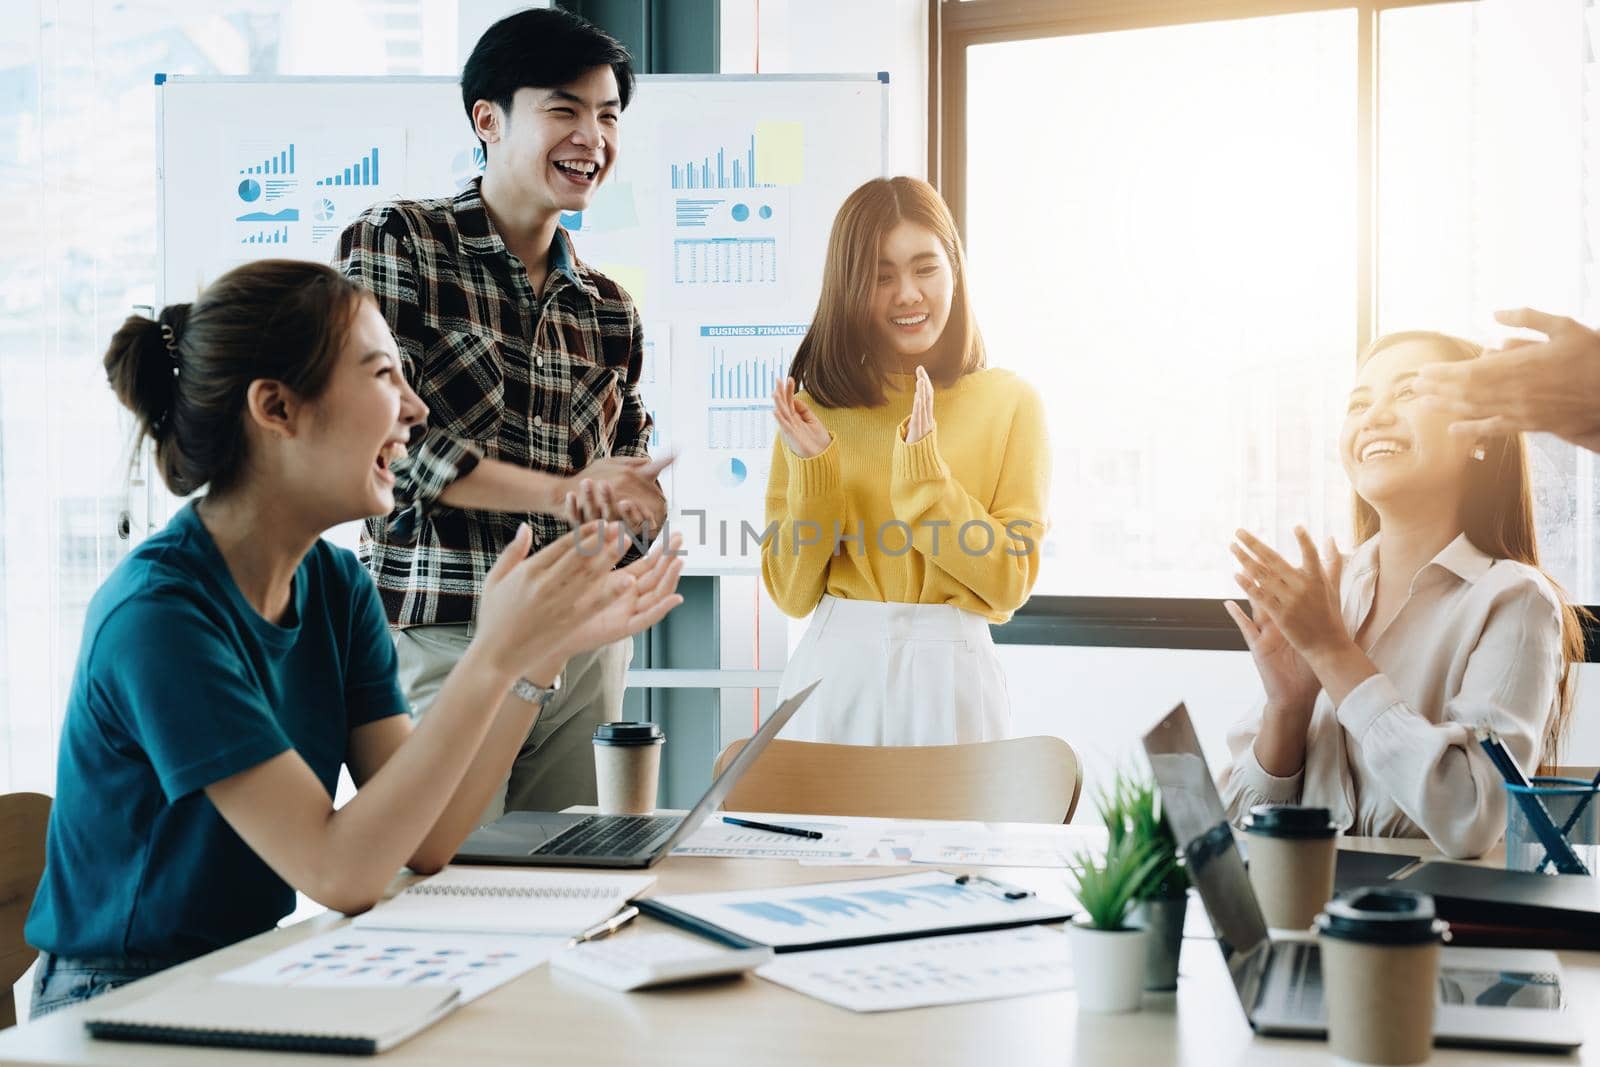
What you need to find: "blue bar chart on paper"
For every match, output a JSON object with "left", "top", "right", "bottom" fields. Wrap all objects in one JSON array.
[
  {"left": 670, "top": 133, "right": 772, "bottom": 190},
  {"left": 709, "top": 347, "right": 783, "bottom": 401},
  {"left": 316, "top": 148, "right": 381, "bottom": 187},
  {"left": 239, "top": 143, "right": 295, "bottom": 175},
  {"left": 236, "top": 141, "right": 298, "bottom": 204},
  {"left": 241, "top": 226, "right": 290, "bottom": 244},
  {"left": 700, "top": 325, "right": 805, "bottom": 451}
]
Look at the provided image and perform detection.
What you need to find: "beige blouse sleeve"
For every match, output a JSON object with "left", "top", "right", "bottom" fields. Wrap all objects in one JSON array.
[{"left": 1333, "top": 572, "right": 1565, "bottom": 860}]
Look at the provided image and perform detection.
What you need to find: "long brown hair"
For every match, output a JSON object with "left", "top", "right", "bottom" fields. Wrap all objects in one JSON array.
[
  {"left": 789, "top": 177, "right": 985, "bottom": 409},
  {"left": 104, "top": 260, "right": 366, "bottom": 497},
  {"left": 1353, "top": 331, "right": 1589, "bottom": 762}
]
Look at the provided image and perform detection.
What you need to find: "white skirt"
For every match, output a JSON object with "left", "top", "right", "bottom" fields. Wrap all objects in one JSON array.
[{"left": 775, "top": 595, "right": 1010, "bottom": 745}]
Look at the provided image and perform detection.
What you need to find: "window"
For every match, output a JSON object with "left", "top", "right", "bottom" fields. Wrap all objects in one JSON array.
[
  {"left": 965, "top": 9, "right": 1356, "bottom": 599},
  {"left": 0, "top": 1, "right": 461, "bottom": 795},
  {"left": 1376, "top": 0, "right": 1600, "bottom": 599},
  {"left": 939, "top": 0, "right": 1600, "bottom": 642}
]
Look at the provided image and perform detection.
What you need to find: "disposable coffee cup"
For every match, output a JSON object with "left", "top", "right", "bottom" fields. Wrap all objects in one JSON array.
[
  {"left": 592, "top": 722, "right": 664, "bottom": 815},
  {"left": 1243, "top": 804, "right": 1339, "bottom": 930},
  {"left": 1316, "top": 889, "right": 1447, "bottom": 1066}
]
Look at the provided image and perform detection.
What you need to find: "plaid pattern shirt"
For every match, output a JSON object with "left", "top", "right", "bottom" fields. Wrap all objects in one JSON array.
[{"left": 335, "top": 179, "right": 655, "bottom": 628}]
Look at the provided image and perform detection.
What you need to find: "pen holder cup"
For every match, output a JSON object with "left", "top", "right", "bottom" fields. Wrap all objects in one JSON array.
[{"left": 1504, "top": 777, "right": 1600, "bottom": 875}]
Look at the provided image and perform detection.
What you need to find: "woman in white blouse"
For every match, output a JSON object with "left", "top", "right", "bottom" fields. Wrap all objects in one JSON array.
[{"left": 1220, "top": 331, "right": 1589, "bottom": 859}]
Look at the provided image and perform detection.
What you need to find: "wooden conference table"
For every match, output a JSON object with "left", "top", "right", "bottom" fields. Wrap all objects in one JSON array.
[{"left": 0, "top": 827, "right": 1593, "bottom": 1067}]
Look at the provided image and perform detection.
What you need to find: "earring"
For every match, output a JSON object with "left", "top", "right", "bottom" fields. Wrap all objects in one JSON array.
[{"left": 1471, "top": 444, "right": 1487, "bottom": 461}]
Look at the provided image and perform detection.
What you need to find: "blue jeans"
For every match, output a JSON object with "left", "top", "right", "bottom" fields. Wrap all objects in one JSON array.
[{"left": 29, "top": 952, "right": 173, "bottom": 1019}]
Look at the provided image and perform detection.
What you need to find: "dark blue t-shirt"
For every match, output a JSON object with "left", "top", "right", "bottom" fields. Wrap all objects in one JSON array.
[{"left": 26, "top": 502, "right": 408, "bottom": 962}]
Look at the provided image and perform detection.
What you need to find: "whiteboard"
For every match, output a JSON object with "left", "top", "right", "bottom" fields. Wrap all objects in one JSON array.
[{"left": 155, "top": 74, "right": 888, "bottom": 571}]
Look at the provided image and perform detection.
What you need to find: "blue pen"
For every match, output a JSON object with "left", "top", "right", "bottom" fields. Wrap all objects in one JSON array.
[{"left": 1478, "top": 727, "right": 1588, "bottom": 876}]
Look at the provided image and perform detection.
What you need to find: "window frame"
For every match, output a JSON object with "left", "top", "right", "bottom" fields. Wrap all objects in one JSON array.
[{"left": 933, "top": 0, "right": 1600, "bottom": 657}]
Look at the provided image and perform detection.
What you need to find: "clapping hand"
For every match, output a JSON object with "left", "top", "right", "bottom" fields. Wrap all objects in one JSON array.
[
  {"left": 559, "top": 454, "right": 672, "bottom": 536},
  {"left": 1229, "top": 527, "right": 1348, "bottom": 661},
  {"left": 905, "top": 365, "right": 936, "bottom": 444},
  {"left": 1225, "top": 590, "right": 1321, "bottom": 715},
  {"left": 560, "top": 530, "right": 686, "bottom": 657},
  {"left": 476, "top": 522, "right": 685, "bottom": 687},
  {"left": 773, "top": 377, "right": 832, "bottom": 459}
]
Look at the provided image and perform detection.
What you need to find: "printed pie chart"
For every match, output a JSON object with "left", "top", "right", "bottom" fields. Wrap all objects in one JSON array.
[
  {"left": 238, "top": 179, "right": 262, "bottom": 202},
  {"left": 719, "top": 458, "right": 748, "bottom": 487}
]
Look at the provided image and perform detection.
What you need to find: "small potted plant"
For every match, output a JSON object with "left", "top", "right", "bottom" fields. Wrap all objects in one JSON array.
[
  {"left": 1067, "top": 827, "right": 1161, "bottom": 1014},
  {"left": 1110, "top": 774, "right": 1189, "bottom": 992}
]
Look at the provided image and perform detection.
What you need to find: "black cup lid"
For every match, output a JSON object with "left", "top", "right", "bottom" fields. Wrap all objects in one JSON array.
[
  {"left": 593, "top": 721, "right": 664, "bottom": 746},
  {"left": 1244, "top": 804, "right": 1338, "bottom": 839},
  {"left": 1315, "top": 888, "right": 1447, "bottom": 946}
]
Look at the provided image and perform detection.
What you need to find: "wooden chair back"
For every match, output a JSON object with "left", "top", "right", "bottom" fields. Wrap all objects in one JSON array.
[
  {"left": 712, "top": 737, "right": 1081, "bottom": 824},
  {"left": 0, "top": 792, "right": 51, "bottom": 1029}
]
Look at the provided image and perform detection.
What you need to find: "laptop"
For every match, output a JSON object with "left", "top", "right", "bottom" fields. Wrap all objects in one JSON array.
[
  {"left": 1142, "top": 703, "right": 1581, "bottom": 1052},
  {"left": 454, "top": 680, "right": 819, "bottom": 869}
]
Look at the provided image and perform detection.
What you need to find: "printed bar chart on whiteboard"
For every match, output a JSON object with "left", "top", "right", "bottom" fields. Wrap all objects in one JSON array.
[
  {"left": 222, "top": 128, "right": 403, "bottom": 264},
  {"left": 666, "top": 324, "right": 806, "bottom": 565},
  {"left": 702, "top": 324, "right": 803, "bottom": 453}
]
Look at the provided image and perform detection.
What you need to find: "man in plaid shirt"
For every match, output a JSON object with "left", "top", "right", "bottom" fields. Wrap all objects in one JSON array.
[{"left": 336, "top": 9, "right": 667, "bottom": 814}]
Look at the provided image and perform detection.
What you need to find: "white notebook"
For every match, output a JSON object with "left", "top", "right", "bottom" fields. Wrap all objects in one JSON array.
[
  {"left": 351, "top": 866, "right": 657, "bottom": 935},
  {"left": 84, "top": 977, "right": 458, "bottom": 1055}
]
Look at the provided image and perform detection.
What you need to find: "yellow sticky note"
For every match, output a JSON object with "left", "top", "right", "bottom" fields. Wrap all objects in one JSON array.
[
  {"left": 755, "top": 121, "right": 804, "bottom": 186},
  {"left": 600, "top": 262, "right": 650, "bottom": 315}
]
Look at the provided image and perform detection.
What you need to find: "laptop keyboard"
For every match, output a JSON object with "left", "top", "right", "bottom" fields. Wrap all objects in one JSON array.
[
  {"left": 1281, "top": 942, "right": 1324, "bottom": 1017},
  {"left": 531, "top": 814, "right": 682, "bottom": 858}
]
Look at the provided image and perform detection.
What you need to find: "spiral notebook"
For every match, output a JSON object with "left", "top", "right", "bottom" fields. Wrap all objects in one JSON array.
[
  {"left": 351, "top": 866, "right": 656, "bottom": 935},
  {"left": 85, "top": 977, "right": 458, "bottom": 1055}
]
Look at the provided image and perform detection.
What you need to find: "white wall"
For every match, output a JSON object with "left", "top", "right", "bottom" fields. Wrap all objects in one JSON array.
[{"left": 719, "top": 0, "right": 927, "bottom": 179}]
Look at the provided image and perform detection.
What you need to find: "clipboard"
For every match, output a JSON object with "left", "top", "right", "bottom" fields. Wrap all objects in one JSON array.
[{"left": 636, "top": 870, "right": 1075, "bottom": 953}]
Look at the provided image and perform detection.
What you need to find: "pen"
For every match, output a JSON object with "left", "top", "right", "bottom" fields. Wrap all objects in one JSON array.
[
  {"left": 721, "top": 815, "right": 824, "bottom": 840},
  {"left": 954, "top": 873, "right": 1035, "bottom": 900},
  {"left": 566, "top": 905, "right": 639, "bottom": 949}
]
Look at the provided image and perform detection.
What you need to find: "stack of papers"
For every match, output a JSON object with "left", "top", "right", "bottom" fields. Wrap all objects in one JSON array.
[
  {"left": 757, "top": 927, "right": 1075, "bottom": 1012},
  {"left": 671, "top": 812, "right": 1101, "bottom": 869}
]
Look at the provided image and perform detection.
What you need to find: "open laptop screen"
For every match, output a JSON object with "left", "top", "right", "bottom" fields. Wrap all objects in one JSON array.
[
  {"left": 1142, "top": 703, "right": 1274, "bottom": 1003},
  {"left": 649, "top": 679, "right": 820, "bottom": 856}
]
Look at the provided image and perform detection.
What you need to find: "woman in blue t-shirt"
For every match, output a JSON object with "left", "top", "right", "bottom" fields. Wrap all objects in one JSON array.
[{"left": 25, "top": 260, "right": 683, "bottom": 1017}]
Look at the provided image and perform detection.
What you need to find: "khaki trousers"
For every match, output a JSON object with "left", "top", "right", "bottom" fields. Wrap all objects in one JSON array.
[{"left": 393, "top": 625, "right": 633, "bottom": 819}]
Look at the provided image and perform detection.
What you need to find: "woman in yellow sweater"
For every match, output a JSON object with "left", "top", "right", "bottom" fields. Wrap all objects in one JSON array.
[{"left": 763, "top": 177, "right": 1050, "bottom": 744}]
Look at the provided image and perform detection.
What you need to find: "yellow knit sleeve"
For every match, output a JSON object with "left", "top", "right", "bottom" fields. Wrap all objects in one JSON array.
[
  {"left": 889, "top": 378, "right": 1050, "bottom": 617},
  {"left": 760, "top": 433, "right": 846, "bottom": 618}
]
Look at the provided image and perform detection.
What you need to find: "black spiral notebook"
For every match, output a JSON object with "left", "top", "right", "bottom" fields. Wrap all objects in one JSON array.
[{"left": 84, "top": 977, "right": 459, "bottom": 1056}]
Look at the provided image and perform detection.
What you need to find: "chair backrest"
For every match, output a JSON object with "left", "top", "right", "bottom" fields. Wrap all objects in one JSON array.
[
  {"left": 0, "top": 792, "right": 51, "bottom": 1030},
  {"left": 711, "top": 737, "right": 1082, "bottom": 824},
  {"left": 1541, "top": 764, "right": 1600, "bottom": 783}
]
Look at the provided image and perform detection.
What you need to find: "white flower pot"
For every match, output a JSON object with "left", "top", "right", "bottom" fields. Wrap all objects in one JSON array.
[{"left": 1067, "top": 918, "right": 1149, "bottom": 1014}]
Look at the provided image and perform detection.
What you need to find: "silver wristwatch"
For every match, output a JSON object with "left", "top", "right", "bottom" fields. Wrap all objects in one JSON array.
[{"left": 511, "top": 674, "right": 561, "bottom": 708}]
